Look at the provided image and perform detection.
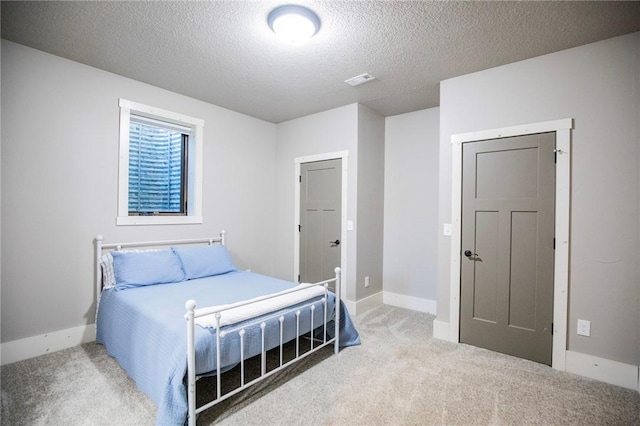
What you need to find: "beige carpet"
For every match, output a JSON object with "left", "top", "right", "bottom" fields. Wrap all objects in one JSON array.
[{"left": 2, "top": 305, "right": 638, "bottom": 425}]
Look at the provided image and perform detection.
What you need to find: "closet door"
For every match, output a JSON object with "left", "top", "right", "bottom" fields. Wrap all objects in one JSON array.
[
  {"left": 299, "top": 158, "right": 342, "bottom": 288},
  {"left": 460, "top": 133, "right": 555, "bottom": 365}
]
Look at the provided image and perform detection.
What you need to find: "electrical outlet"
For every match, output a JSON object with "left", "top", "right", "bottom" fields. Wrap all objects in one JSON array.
[
  {"left": 364, "top": 276, "right": 370, "bottom": 288},
  {"left": 577, "top": 319, "right": 591, "bottom": 337}
]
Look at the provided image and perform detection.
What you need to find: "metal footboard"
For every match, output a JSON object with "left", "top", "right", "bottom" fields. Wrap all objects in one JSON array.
[{"left": 184, "top": 267, "right": 341, "bottom": 426}]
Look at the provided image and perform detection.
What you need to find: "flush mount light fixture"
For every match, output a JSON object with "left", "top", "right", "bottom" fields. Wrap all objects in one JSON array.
[{"left": 268, "top": 5, "right": 321, "bottom": 46}]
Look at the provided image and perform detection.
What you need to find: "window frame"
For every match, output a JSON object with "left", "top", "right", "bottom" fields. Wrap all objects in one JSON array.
[{"left": 117, "top": 99, "right": 204, "bottom": 226}]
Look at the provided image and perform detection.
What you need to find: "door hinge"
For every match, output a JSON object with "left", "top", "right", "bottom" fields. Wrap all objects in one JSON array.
[
  {"left": 554, "top": 151, "right": 557, "bottom": 163},
  {"left": 553, "top": 238, "right": 556, "bottom": 249},
  {"left": 298, "top": 224, "right": 301, "bottom": 232},
  {"left": 298, "top": 274, "right": 301, "bottom": 282},
  {"left": 551, "top": 322, "right": 554, "bottom": 335},
  {"left": 299, "top": 175, "right": 302, "bottom": 183}
]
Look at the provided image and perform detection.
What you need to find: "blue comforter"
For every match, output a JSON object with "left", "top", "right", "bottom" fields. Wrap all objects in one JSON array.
[{"left": 96, "top": 271, "right": 360, "bottom": 425}]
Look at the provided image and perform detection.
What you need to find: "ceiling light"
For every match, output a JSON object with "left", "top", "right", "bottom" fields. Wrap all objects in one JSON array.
[{"left": 268, "top": 5, "right": 321, "bottom": 46}]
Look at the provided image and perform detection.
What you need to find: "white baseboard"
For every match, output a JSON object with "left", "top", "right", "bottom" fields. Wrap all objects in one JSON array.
[
  {"left": 382, "top": 291, "right": 437, "bottom": 315},
  {"left": 433, "top": 319, "right": 451, "bottom": 341},
  {"left": 343, "top": 299, "right": 357, "bottom": 315},
  {"left": 352, "top": 291, "right": 384, "bottom": 315},
  {"left": 565, "top": 350, "right": 639, "bottom": 392},
  {"left": 346, "top": 291, "right": 435, "bottom": 317},
  {"left": 1, "top": 324, "right": 96, "bottom": 366}
]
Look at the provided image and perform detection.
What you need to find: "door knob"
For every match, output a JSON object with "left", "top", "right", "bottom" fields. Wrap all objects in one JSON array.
[
  {"left": 330, "top": 239, "right": 340, "bottom": 246},
  {"left": 464, "top": 250, "right": 475, "bottom": 257}
]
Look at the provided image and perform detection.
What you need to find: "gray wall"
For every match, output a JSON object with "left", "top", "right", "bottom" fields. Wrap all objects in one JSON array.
[
  {"left": 273, "top": 104, "right": 386, "bottom": 304},
  {"left": 1, "top": 40, "right": 278, "bottom": 343},
  {"left": 437, "top": 32, "right": 640, "bottom": 365},
  {"left": 273, "top": 104, "right": 359, "bottom": 300},
  {"left": 355, "top": 105, "right": 385, "bottom": 300},
  {"left": 383, "top": 108, "right": 439, "bottom": 302}
]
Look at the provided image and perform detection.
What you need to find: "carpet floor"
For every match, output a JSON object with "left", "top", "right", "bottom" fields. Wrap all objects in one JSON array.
[{"left": 2, "top": 304, "right": 638, "bottom": 425}]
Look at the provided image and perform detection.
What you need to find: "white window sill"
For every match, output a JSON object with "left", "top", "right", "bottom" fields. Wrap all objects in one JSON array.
[{"left": 116, "top": 216, "right": 203, "bottom": 226}]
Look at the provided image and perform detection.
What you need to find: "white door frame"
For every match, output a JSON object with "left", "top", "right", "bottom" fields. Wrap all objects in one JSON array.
[
  {"left": 294, "top": 151, "right": 349, "bottom": 300},
  {"left": 449, "top": 118, "right": 572, "bottom": 371}
]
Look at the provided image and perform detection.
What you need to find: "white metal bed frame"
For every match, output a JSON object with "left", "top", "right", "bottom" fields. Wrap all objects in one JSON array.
[{"left": 94, "top": 231, "right": 341, "bottom": 426}]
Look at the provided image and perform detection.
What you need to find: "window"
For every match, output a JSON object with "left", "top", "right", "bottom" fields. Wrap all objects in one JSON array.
[
  {"left": 117, "top": 99, "right": 204, "bottom": 225},
  {"left": 128, "top": 116, "right": 187, "bottom": 215}
]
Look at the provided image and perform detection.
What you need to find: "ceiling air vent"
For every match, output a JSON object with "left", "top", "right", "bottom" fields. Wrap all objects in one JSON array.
[{"left": 344, "top": 73, "right": 375, "bottom": 87}]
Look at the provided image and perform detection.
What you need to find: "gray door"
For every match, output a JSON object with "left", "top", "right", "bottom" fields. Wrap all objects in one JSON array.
[
  {"left": 299, "top": 159, "right": 342, "bottom": 287},
  {"left": 460, "top": 133, "right": 555, "bottom": 365}
]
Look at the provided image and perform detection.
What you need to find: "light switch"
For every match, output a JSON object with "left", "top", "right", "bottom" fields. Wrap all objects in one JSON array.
[
  {"left": 577, "top": 319, "right": 591, "bottom": 337},
  {"left": 347, "top": 220, "right": 354, "bottom": 231},
  {"left": 443, "top": 223, "right": 452, "bottom": 236}
]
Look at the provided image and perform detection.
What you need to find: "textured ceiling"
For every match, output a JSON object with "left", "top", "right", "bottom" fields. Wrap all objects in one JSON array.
[{"left": 2, "top": 1, "right": 640, "bottom": 123}]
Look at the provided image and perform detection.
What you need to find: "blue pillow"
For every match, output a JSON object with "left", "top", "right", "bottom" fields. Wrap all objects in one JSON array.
[
  {"left": 111, "top": 250, "right": 185, "bottom": 289},
  {"left": 172, "top": 245, "right": 237, "bottom": 280}
]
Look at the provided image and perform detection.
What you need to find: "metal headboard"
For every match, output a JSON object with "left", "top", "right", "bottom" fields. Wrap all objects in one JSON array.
[{"left": 94, "top": 230, "right": 227, "bottom": 300}]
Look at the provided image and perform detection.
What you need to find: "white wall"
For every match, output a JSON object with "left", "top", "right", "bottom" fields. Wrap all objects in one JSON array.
[
  {"left": 437, "top": 32, "right": 640, "bottom": 366},
  {"left": 273, "top": 104, "right": 359, "bottom": 300},
  {"left": 1, "top": 40, "right": 278, "bottom": 343},
  {"left": 383, "top": 108, "right": 439, "bottom": 305},
  {"left": 355, "top": 105, "right": 385, "bottom": 300}
]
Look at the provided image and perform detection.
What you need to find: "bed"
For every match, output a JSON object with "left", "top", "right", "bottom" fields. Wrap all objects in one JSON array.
[{"left": 94, "top": 231, "right": 360, "bottom": 426}]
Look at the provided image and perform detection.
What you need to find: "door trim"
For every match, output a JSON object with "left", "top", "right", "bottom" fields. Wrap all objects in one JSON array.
[
  {"left": 294, "top": 151, "right": 349, "bottom": 300},
  {"left": 449, "top": 118, "right": 572, "bottom": 371}
]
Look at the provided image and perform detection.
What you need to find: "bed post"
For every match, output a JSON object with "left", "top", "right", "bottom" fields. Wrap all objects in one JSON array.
[
  {"left": 220, "top": 229, "right": 226, "bottom": 246},
  {"left": 334, "top": 267, "right": 341, "bottom": 354},
  {"left": 95, "top": 235, "right": 103, "bottom": 303},
  {"left": 185, "top": 300, "right": 197, "bottom": 426}
]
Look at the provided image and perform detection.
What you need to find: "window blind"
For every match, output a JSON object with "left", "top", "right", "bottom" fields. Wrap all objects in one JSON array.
[{"left": 128, "top": 116, "right": 188, "bottom": 214}]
